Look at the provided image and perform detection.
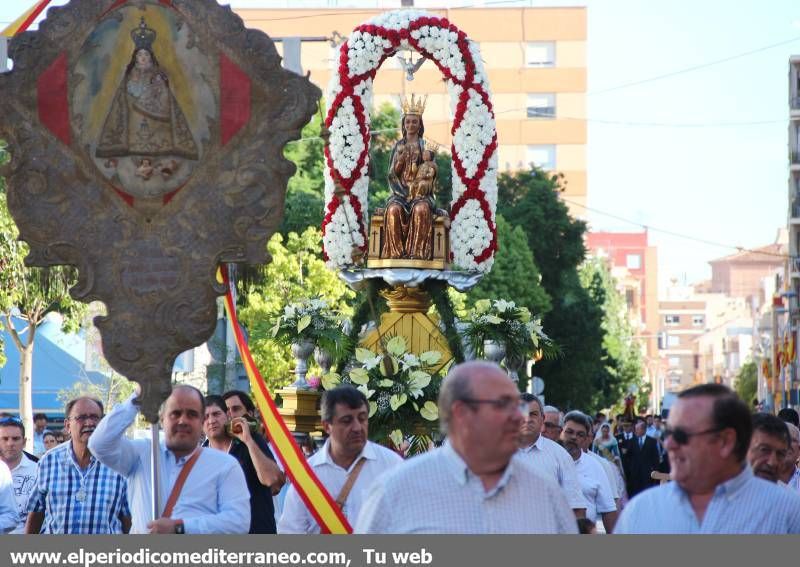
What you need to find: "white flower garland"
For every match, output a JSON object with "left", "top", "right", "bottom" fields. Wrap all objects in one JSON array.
[{"left": 322, "top": 9, "right": 498, "bottom": 273}]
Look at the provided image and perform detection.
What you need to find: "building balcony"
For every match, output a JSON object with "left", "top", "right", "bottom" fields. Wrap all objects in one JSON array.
[
  {"left": 793, "top": 96, "right": 800, "bottom": 112},
  {"left": 792, "top": 151, "right": 800, "bottom": 167}
]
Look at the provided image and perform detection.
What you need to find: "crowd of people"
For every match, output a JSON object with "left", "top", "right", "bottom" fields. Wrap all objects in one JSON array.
[{"left": 0, "top": 361, "right": 799, "bottom": 534}]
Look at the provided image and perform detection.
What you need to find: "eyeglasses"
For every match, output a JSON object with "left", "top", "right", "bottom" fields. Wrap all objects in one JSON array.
[
  {"left": 663, "top": 425, "right": 725, "bottom": 445},
  {"left": 68, "top": 414, "right": 102, "bottom": 423},
  {"left": 0, "top": 417, "right": 22, "bottom": 426},
  {"left": 461, "top": 397, "right": 527, "bottom": 415}
]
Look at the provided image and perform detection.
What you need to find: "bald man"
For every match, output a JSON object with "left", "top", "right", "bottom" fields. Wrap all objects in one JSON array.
[
  {"left": 356, "top": 361, "right": 576, "bottom": 534},
  {"left": 89, "top": 385, "right": 250, "bottom": 534}
]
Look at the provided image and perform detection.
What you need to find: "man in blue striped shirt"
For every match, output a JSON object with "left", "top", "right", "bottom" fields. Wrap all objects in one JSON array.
[
  {"left": 615, "top": 384, "right": 800, "bottom": 534},
  {"left": 25, "top": 397, "right": 130, "bottom": 534}
]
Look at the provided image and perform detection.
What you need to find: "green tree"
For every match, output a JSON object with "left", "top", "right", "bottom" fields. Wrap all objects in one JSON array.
[
  {"left": 499, "top": 169, "right": 587, "bottom": 294},
  {"left": 0, "top": 141, "right": 87, "bottom": 449},
  {"left": 237, "top": 227, "right": 355, "bottom": 390},
  {"left": 735, "top": 360, "right": 758, "bottom": 406},
  {"left": 580, "top": 257, "right": 645, "bottom": 409},
  {"left": 498, "top": 168, "right": 605, "bottom": 409},
  {"left": 281, "top": 110, "right": 326, "bottom": 235},
  {"left": 466, "top": 215, "right": 551, "bottom": 317}
]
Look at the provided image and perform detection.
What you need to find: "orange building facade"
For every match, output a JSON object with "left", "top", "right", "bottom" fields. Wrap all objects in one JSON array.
[{"left": 236, "top": 6, "right": 588, "bottom": 213}]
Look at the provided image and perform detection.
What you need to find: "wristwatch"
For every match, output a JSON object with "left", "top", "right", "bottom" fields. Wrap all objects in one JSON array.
[{"left": 174, "top": 520, "right": 185, "bottom": 534}]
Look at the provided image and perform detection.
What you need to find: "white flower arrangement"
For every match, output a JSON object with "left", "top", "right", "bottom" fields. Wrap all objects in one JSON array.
[{"left": 321, "top": 9, "right": 498, "bottom": 273}]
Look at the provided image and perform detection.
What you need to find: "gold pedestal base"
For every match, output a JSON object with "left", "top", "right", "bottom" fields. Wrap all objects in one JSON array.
[
  {"left": 276, "top": 388, "right": 322, "bottom": 433},
  {"left": 361, "top": 284, "right": 453, "bottom": 374}
]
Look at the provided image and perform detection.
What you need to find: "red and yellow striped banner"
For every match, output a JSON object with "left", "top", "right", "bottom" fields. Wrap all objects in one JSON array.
[
  {"left": 219, "top": 267, "right": 352, "bottom": 534},
  {"left": 1, "top": 0, "right": 52, "bottom": 38}
]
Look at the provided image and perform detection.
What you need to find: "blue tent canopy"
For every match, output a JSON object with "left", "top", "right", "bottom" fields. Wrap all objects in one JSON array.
[{"left": 0, "top": 315, "right": 111, "bottom": 418}]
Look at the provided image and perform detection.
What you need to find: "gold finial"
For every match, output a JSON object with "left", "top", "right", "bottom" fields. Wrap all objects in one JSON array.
[{"left": 401, "top": 93, "right": 427, "bottom": 116}]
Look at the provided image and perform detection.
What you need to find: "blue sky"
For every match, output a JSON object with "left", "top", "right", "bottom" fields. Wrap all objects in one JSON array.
[{"left": 2, "top": 0, "right": 799, "bottom": 291}]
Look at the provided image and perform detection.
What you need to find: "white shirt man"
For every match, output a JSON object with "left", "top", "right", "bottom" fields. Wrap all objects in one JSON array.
[
  {"left": 89, "top": 387, "right": 250, "bottom": 534},
  {"left": 356, "top": 362, "right": 577, "bottom": 534},
  {"left": 0, "top": 418, "right": 38, "bottom": 533},
  {"left": 561, "top": 411, "right": 617, "bottom": 532},
  {"left": 616, "top": 385, "right": 800, "bottom": 534},
  {"left": 278, "top": 385, "right": 402, "bottom": 533},
  {"left": 517, "top": 394, "right": 587, "bottom": 515}
]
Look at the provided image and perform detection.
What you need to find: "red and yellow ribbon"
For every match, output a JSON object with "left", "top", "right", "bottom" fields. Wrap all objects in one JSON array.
[
  {"left": 218, "top": 267, "right": 352, "bottom": 534},
  {"left": 1, "top": 0, "right": 52, "bottom": 38}
]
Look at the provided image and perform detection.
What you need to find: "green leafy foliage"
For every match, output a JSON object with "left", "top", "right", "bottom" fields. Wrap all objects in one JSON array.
[
  {"left": 466, "top": 215, "right": 551, "bottom": 316},
  {"left": 281, "top": 110, "right": 326, "bottom": 235},
  {"left": 735, "top": 360, "right": 758, "bottom": 406},
  {"left": 579, "top": 258, "right": 645, "bottom": 410},
  {"left": 461, "top": 298, "right": 555, "bottom": 362},
  {"left": 497, "top": 168, "right": 605, "bottom": 409},
  {"left": 237, "top": 228, "right": 355, "bottom": 391}
]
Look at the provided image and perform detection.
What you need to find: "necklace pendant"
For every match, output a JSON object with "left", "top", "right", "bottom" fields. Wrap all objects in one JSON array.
[{"left": 75, "top": 489, "right": 86, "bottom": 502}]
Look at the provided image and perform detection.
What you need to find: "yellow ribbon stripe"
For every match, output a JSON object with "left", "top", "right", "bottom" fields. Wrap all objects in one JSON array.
[
  {"left": 1, "top": 0, "right": 52, "bottom": 38},
  {"left": 218, "top": 267, "right": 352, "bottom": 534}
]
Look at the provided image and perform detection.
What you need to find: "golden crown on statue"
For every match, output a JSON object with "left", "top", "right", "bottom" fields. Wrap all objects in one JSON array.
[{"left": 401, "top": 93, "right": 427, "bottom": 116}]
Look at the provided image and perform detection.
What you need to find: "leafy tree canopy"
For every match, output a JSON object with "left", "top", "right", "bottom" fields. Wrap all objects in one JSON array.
[
  {"left": 580, "top": 257, "right": 645, "bottom": 410},
  {"left": 237, "top": 227, "right": 355, "bottom": 391},
  {"left": 735, "top": 360, "right": 758, "bottom": 406},
  {"left": 466, "top": 215, "right": 550, "bottom": 317}
]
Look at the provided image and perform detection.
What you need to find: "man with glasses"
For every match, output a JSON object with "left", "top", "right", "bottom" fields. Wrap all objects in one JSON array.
[
  {"left": 560, "top": 411, "right": 617, "bottom": 533},
  {"left": 615, "top": 384, "right": 800, "bottom": 533},
  {"left": 542, "top": 405, "right": 563, "bottom": 441},
  {"left": 0, "top": 417, "right": 38, "bottom": 532},
  {"left": 518, "top": 394, "right": 587, "bottom": 518},
  {"left": 25, "top": 397, "right": 131, "bottom": 534},
  {"left": 356, "top": 361, "right": 577, "bottom": 533},
  {"left": 747, "top": 413, "right": 790, "bottom": 483}
]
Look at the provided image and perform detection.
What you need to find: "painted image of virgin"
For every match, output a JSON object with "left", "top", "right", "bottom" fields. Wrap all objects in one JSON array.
[{"left": 96, "top": 28, "right": 198, "bottom": 161}]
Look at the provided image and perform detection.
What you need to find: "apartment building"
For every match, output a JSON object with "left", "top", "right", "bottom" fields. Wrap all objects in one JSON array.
[{"left": 658, "top": 285, "right": 751, "bottom": 394}]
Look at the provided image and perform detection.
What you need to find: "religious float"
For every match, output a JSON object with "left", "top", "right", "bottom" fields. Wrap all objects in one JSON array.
[{"left": 312, "top": 9, "right": 504, "bottom": 446}]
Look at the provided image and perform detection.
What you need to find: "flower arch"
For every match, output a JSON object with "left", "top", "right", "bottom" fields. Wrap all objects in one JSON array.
[{"left": 321, "top": 10, "right": 498, "bottom": 273}]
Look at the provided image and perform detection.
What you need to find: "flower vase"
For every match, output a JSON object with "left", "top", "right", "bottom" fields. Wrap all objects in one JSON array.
[
  {"left": 504, "top": 352, "right": 525, "bottom": 383},
  {"left": 314, "top": 347, "right": 333, "bottom": 375},
  {"left": 483, "top": 340, "right": 506, "bottom": 364},
  {"left": 289, "top": 339, "right": 316, "bottom": 389}
]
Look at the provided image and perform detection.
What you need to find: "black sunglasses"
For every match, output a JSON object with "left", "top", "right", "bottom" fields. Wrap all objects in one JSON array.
[{"left": 663, "top": 425, "right": 725, "bottom": 445}]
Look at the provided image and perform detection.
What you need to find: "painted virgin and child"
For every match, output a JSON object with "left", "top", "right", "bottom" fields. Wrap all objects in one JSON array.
[
  {"left": 381, "top": 95, "right": 444, "bottom": 261},
  {"left": 96, "top": 18, "right": 198, "bottom": 176}
]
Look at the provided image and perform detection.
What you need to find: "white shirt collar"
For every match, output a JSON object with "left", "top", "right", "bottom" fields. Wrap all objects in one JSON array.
[{"left": 317, "top": 439, "right": 377, "bottom": 472}]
